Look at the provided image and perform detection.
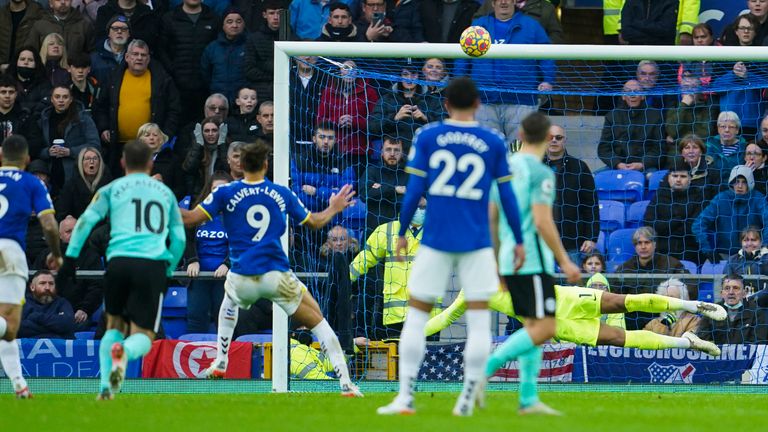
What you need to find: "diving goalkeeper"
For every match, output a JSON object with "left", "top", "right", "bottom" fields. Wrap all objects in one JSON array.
[{"left": 427, "top": 273, "right": 725, "bottom": 357}]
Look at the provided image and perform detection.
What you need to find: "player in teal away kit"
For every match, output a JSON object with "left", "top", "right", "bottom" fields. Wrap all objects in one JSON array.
[
  {"left": 62, "top": 140, "right": 186, "bottom": 400},
  {"left": 485, "top": 113, "right": 581, "bottom": 415}
]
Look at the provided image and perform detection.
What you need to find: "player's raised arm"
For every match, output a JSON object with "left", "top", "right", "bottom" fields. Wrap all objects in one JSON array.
[
  {"left": 305, "top": 184, "right": 356, "bottom": 229},
  {"left": 38, "top": 212, "right": 63, "bottom": 270}
]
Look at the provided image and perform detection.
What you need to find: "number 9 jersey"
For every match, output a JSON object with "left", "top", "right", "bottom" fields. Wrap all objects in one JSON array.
[
  {"left": 198, "top": 179, "right": 311, "bottom": 276},
  {"left": 405, "top": 120, "right": 512, "bottom": 252}
]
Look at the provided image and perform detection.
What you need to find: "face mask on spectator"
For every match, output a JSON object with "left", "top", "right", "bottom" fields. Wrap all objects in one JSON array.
[{"left": 17, "top": 67, "right": 35, "bottom": 80}]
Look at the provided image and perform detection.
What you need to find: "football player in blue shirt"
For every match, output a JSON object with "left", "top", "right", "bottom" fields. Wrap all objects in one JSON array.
[
  {"left": 0, "top": 136, "right": 63, "bottom": 398},
  {"left": 182, "top": 141, "right": 363, "bottom": 397},
  {"left": 378, "top": 77, "right": 525, "bottom": 416}
]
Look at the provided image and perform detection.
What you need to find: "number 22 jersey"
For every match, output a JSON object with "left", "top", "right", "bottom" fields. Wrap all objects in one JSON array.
[{"left": 198, "top": 179, "right": 311, "bottom": 275}]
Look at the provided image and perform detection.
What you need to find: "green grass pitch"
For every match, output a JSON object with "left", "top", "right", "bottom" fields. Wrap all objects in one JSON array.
[{"left": 1, "top": 386, "right": 765, "bottom": 432}]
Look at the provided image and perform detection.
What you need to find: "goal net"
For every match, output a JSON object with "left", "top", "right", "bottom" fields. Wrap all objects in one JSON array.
[{"left": 272, "top": 42, "right": 768, "bottom": 390}]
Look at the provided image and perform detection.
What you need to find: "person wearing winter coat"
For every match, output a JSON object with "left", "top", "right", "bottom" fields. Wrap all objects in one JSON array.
[
  {"left": 201, "top": 8, "right": 248, "bottom": 103},
  {"left": 726, "top": 226, "right": 768, "bottom": 277}
]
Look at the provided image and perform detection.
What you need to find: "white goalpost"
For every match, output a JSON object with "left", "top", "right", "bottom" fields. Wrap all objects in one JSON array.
[{"left": 271, "top": 41, "right": 768, "bottom": 392}]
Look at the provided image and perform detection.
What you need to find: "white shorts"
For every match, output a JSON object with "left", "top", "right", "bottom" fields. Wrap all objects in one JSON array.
[
  {"left": 408, "top": 245, "right": 498, "bottom": 303},
  {"left": 0, "top": 239, "right": 28, "bottom": 305},
  {"left": 225, "top": 270, "right": 306, "bottom": 315}
]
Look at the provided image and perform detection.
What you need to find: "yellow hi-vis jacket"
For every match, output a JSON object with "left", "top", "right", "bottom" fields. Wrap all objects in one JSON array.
[
  {"left": 603, "top": 0, "right": 624, "bottom": 35},
  {"left": 677, "top": 0, "right": 700, "bottom": 42},
  {"left": 290, "top": 339, "right": 334, "bottom": 380},
  {"left": 350, "top": 220, "right": 432, "bottom": 326}
]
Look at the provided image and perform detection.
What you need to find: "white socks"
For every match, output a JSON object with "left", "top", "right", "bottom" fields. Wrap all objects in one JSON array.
[
  {"left": 0, "top": 340, "right": 27, "bottom": 390},
  {"left": 0, "top": 316, "right": 6, "bottom": 339},
  {"left": 464, "top": 309, "right": 492, "bottom": 382},
  {"left": 215, "top": 294, "right": 239, "bottom": 364},
  {"left": 311, "top": 319, "right": 352, "bottom": 387},
  {"left": 396, "top": 308, "right": 430, "bottom": 403}
]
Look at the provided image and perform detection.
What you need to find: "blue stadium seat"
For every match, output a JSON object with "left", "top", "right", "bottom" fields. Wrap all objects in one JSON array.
[
  {"left": 698, "top": 282, "right": 714, "bottom": 301},
  {"left": 679, "top": 260, "right": 698, "bottom": 275},
  {"left": 599, "top": 200, "right": 625, "bottom": 232},
  {"left": 645, "top": 170, "right": 668, "bottom": 200},
  {"left": 596, "top": 231, "right": 606, "bottom": 255},
  {"left": 594, "top": 170, "right": 645, "bottom": 202},
  {"left": 605, "top": 259, "right": 624, "bottom": 272},
  {"left": 341, "top": 200, "right": 367, "bottom": 231},
  {"left": 177, "top": 333, "right": 217, "bottom": 341},
  {"left": 162, "top": 320, "right": 188, "bottom": 340},
  {"left": 75, "top": 331, "right": 95, "bottom": 340},
  {"left": 699, "top": 261, "right": 727, "bottom": 275},
  {"left": 606, "top": 228, "right": 636, "bottom": 262},
  {"left": 626, "top": 200, "right": 650, "bottom": 229},
  {"left": 236, "top": 334, "right": 273, "bottom": 343},
  {"left": 163, "top": 287, "right": 187, "bottom": 318}
]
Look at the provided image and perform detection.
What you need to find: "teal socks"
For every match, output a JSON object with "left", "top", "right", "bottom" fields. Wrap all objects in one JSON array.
[
  {"left": 518, "top": 346, "right": 543, "bottom": 407},
  {"left": 485, "top": 328, "right": 535, "bottom": 377},
  {"left": 123, "top": 333, "right": 153, "bottom": 361},
  {"left": 99, "top": 329, "right": 124, "bottom": 391}
]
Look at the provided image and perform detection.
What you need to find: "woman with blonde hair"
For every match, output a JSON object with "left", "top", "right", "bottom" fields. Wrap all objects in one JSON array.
[
  {"left": 40, "top": 33, "right": 69, "bottom": 86},
  {"left": 55, "top": 147, "right": 112, "bottom": 220},
  {"left": 137, "top": 122, "right": 185, "bottom": 199}
]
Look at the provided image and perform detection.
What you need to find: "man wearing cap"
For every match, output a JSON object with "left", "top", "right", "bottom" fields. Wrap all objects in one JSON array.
[
  {"left": 693, "top": 164, "right": 768, "bottom": 262},
  {"left": 90, "top": 14, "right": 130, "bottom": 84},
  {"left": 95, "top": 0, "right": 160, "bottom": 49},
  {"left": 369, "top": 63, "right": 432, "bottom": 149},
  {"left": 68, "top": 53, "right": 101, "bottom": 111},
  {"left": 201, "top": 7, "right": 247, "bottom": 104}
]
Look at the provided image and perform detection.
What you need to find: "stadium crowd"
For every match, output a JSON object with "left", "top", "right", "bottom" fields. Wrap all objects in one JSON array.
[{"left": 1, "top": 0, "right": 767, "bottom": 350}]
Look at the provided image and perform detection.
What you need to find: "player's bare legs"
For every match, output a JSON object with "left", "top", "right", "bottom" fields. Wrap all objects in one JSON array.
[
  {"left": 377, "top": 297, "right": 432, "bottom": 415},
  {"left": 600, "top": 292, "right": 726, "bottom": 321},
  {"left": 0, "top": 302, "right": 30, "bottom": 398},
  {"left": 292, "top": 290, "right": 362, "bottom": 397}
]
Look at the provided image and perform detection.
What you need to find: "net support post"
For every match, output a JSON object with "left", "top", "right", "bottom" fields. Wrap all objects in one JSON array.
[{"left": 272, "top": 42, "right": 291, "bottom": 393}]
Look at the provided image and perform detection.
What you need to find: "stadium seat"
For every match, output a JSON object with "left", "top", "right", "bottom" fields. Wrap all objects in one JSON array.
[
  {"left": 698, "top": 282, "right": 714, "bottom": 301},
  {"left": 74, "top": 331, "right": 95, "bottom": 340},
  {"left": 162, "top": 319, "right": 188, "bottom": 340},
  {"left": 341, "top": 201, "right": 367, "bottom": 231},
  {"left": 596, "top": 231, "right": 606, "bottom": 255},
  {"left": 163, "top": 287, "right": 188, "bottom": 318},
  {"left": 236, "top": 334, "right": 273, "bottom": 343},
  {"left": 594, "top": 170, "right": 645, "bottom": 202},
  {"left": 679, "top": 260, "right": 698, "bottom": 275},
  {"left": 606, "top": 228, "right": 636, "bottom": 262},
  {"left": 645, "top": 170, "right": 668, "bottom": 200},
  {"left": 177, "top": 333, "right": 217, "bottom": 341},
  {"left": 605, "top": 259, "right": 624, "bottom": 272},
  {"left": 699, "top": 261, "right": 728, "bottom": 275},
  {"left": 625, "top": 200, "right": 650, "bottom": 229},
  {"left": 598, "top": 200, "right": 625, "bottom": 232}
]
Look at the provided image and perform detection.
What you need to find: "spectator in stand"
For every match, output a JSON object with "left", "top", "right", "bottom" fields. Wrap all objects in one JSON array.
[
  {"left": 757, "top": 114, "right": 768, "bottom": 151},
  {"left": 289, "top": 0, "right": 356, "bottom": 40},
  {"left": 614, "top": 226, "right": 688, "bottom": 330},
  {"left": 67, "top": 53, "right": 100, "bottom": 112},
  {"left": 678, "top": 133, "right": 724, "bottom": 201},
  {"left": 90, "top": 14, "right": 129, "bottom": 84},
  {"left": 183, "top": 171, "right": 232, "bottom": 333},
  {"left": 355, "top": 0, "right": 423, "bottom": 43},
  {"left": 255, "top": 100, "right": 273, "bottom": 143},
  {"left": 744, "top": 141, "right": 768, "bottom": 195},
  {"left": 318, "top": 2, "right": 364, "bottom": 42},
  {"left": 72, "top": 0, "right": 106, "bottom": 22},
  {"left": 634, "top": 60, "right": 676, "bottom": 113},
  {"left": 290, "top": 54, "right": 323, "bottom": 144},
  {"left": 230, "top": 0, "right": 286, "bottom": 32},
  {"left": 0, "top": 73, "right": 42, "bottom": 156},
  {"left": 475, "top": 0, "right": 564, "bottom": 44},
  {"left": 0, "top": 0, "right": 44, "bottom": 72},
  {"left": 169, "top": 0, "right": 232, "bottom": 16},
  {"left": 715, "top": 60, "right": 763, "bottom": 138},
  {"left": 584, "top": 272, "right": 625, "bottom": 329},
  {"left": 644, "top": 278, "right": 700, "bottom": 337},
  {"left": 26, "top": 0, "right": 95, "bottom": 59},
  {"left": 8, "top": 47, "right": 52, "bottom": 113},
  {"left": 316, "top": 60, "right": 378, "bottom": 172},
  {"left": 643, "top": 156, "right": 705, "bottom": 264},
  {"left": 18, "top": 270, "right": 76, "bottom": 339},
  {"left": 545, "top": 124, "right": 598, "bottom": 266},
  {"left": 137, "top": 122, "right": 186, "bottom": 199},
  {"left": 706, "top": 111, "right": 748, "bottom": 176},
  {"left": 40, "top": 33, "right": 70, "bottom": 87},
  {"left": 226, "top": 140, "right": 244, "bottom": 180},
  {"left": 719, "top": 12, "right": 761, "bottom": 47},
  {"left": 693, "top": 165, "right": 768, "bottom": 261},
  {"left": 291, "top": 121, "right": 356, "bottom": 213},
  {"left": 174, "top": 93, "right": 230, "bottom": 161},
  {"left": 421, "top": 0, "right": 479, "bottom": 44},
  {"left": 158, "top": 0, "right": 219, "bottom": 125},
  {"left": 664, "top": 74, "right": 717, "bottom": 159},
  {"left": 201, "top": 7, "right": 247, "bottom": 103},
  {"left": 370, "top": 64, "right": 432, "bottom": 149},
  {"left": 226, "top": 86, "right": 259, "bottom": 142},
  {"left": 33, "top": 216, "right": 76, "bottom": 268},
  {"left": 316, "top": 224, "right": 358, "bottom": 353},
  {"left": 697, "top": 274, "right": 768, "bottom": 344},
  {"left": 94, "top": 0, "right": 160, "bottom": 50},
  {"left": 243, "top": 0, "right": 284, "bottom": 101},
  {"left": 581, "top": 252, "right": 605, "bottom": 275},
  {"left": 726, "top": 226, "right": 768, "bottom": 277},
  {"left": 453, "top": 0, "right": 554, "bottom": 148},
  {"left": 38, "top": 85, "right": 100, "bottom": 193},
  {"left": 421, "top": 57, "right": 447, "bottom": 121},
  {"left": 95, "top": 39, "right": 180, "bottom": 176},
  {"left": 597, "top": 79, "right": 664, "bottom": 174},
  {"left": 55, "top": 146, "right": 111, "bottom": 220},
  {"left": 358, "top": 136, "right": 407, "bottom": 235},
  {"left": 677, "top": 23, "right": 719, "bottom": 91},
  {"left": 620, "top": 0, "right": 677, "bottom": 45},
  {"left": 182, "top": 116, "right": 230, "bottom": 199}
]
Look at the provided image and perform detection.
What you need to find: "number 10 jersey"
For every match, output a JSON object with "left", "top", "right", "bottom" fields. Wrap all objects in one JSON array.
[{"left": 198, "top": 179, "right": 310, "bottom": 276}]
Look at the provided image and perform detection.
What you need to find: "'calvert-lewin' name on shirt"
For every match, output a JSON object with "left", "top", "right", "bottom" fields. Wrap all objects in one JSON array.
[
  {"left": 227, "top": 185, "right": 286, "bottom": 213},
  {"left": 435, "top": 132, "right": 489, "bottom": 153}
]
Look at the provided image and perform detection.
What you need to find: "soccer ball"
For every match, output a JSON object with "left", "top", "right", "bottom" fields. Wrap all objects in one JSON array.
[{"left": 459, "top": 26, "right": 491, "bottom": 58}]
